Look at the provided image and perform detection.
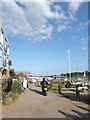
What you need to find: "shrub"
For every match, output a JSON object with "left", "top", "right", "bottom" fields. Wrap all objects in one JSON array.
[
  {"left": 2, "top": 92, "right": 8, "bottom": 104},
  {"left": 2, "top": 81, "right": 22, "bottom": 105},
  {"left": 72, "top": 84, "right": 78, "bottom": 88},
  {"left": 9, "top": 92, "right": 18, "bottom": 102},
  {"left": 11, "top": 81, "right": 22, "bottom": 94}
]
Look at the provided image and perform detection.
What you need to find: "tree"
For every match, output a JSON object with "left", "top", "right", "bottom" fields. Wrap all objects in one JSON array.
[
  {"left": 10, "top": 69, "right": 15, "bottom": 77},
  {"left": 17, "top": 73, "right": 26, "bottom": 77}
]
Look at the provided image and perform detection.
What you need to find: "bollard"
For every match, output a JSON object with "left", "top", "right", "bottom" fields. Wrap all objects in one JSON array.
[
  {"left": 50, "top": 82, "right": 52, "bottom": 89},
  {"left": 58, "top": 84, "right": 61, "bottom": 94},
  {"left": 76, "top": 86, "right": 80, "bottom": 102}
]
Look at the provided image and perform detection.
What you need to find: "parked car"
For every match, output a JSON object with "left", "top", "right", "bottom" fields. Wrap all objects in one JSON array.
[{"left": 78, "top": 84, "right": 89, "bottom": 91}]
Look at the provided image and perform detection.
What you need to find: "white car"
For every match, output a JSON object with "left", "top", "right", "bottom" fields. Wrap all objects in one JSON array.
[{"left": 78, "top": 85, "right": 88, "bottom": 91}]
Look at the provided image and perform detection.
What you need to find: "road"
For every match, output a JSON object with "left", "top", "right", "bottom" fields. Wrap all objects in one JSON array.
[{"left": 2, "top": 83, "right": 90, "bottom": 119}]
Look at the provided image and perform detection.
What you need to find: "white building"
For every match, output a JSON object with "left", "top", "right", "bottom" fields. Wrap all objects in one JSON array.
[{"left": 0, "top": 27, "right": 10, "bottom": 78}]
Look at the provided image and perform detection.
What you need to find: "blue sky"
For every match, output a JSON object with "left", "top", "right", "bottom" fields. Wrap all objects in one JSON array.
[{"left": 1, "top": 0, "right": 89, "bottom": 75}]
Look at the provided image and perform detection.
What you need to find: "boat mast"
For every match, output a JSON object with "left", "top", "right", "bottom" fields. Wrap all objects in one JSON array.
[{"left": 68, "top": 49, "right": 71, "bottom": 82}]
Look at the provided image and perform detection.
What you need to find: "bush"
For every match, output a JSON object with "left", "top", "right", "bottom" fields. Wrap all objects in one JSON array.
[
  {"left": 72, "top": 84, "right": 78, "bottom": 88},
  {"left": 2, "top": 81, "right": 22, "bottom": 105},
  {"left": 2, "top": 92, "right": 8, "bottom": 104},
  {"left": 9, "top": 92, "right": 18, "bottom": 102},
  {"left": 11, "top": 81, "right": 22, "bottom": 94}
]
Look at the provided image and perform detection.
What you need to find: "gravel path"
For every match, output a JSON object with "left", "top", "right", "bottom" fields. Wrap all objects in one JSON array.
[{"left": 2, "top": 84, "right": 90, "bottom": 119}]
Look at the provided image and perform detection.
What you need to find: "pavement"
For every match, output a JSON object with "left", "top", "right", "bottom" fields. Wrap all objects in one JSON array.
[{"left": 2, "top": 83, "right": 90, "bottom": 119}]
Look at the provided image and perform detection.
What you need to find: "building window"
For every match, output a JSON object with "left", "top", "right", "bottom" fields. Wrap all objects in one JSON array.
[
  {"left": 3, "top": 58, "right": 6, "bottom": 67},
  {"left": 1, "top": 28, "right": 4, "bottom": 34},
  {"left": 4, "top": 39, "right": 7, "bottom": 53},
  {"left": 7, "top": 45, "right": 9, "bottom": 55},
  {"left": 3, "top": 54, "right": 6, "bottom": 68}
]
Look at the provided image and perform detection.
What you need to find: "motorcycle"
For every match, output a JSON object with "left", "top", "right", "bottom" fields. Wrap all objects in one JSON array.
[{"left": 42, "top": 86, "right": 48, "bottom": 96}]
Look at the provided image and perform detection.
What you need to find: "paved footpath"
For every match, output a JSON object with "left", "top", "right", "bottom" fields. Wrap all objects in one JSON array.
[{"left": 2, "top": 84, "right": 90, "bottom": 118}]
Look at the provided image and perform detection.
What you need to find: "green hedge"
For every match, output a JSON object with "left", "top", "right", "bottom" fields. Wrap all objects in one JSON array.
[
  {"left": 2, "top": 92, "right": 8, "bottom": 104},
  {"left": 2, "top": 80, "right": 22, "bottom": 105},
  {"left": 11, "top": 81, "right": 22, "bottom": 94}
]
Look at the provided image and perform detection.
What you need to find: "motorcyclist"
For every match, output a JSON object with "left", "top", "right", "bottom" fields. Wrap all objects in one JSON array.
[{"left": 41, "top": 77, "right": 49, "bottom": 91}]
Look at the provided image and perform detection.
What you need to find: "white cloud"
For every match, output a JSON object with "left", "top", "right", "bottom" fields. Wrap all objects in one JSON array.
[
  {"left": 2, "top": 0, "right": 89, "bottom": 2},
  {"left": 53, "top": 5, "right": 62, "bottom": 12},
  {"left": 1, "top": 0, "right": 83, "bottom": 41},
  {"left": 69, "top": 1, "right": 83, "bottom": 20},
  {"left": 57, "top": 24, "right": 67, "bottom": 32},
  {"left": 80, "top": 37, "right": 87, "bottom": 51},
  {"left": 2, "top": 0, "right": 55, "bottom": 41},
  {"left": 57, "top": 23, "right": 71, "bottom": 32},
  {"left": 76, "top": 22, "right": 88, "bottom": 32},
  {"left": 82, "top": 47, "right": 86, "bottom": 50},
  {"left": 1, "top": 0, "right": 69, "bottom": 41},
  {"left": 80, "top": 38, "right": 87, "bottom": 43}
]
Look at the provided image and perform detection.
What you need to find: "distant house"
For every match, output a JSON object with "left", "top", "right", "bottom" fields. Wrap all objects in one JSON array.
[
  {"left": 16, "top": 71, "right": 30, "bottom": 77},
  {"left": 0, "top": 27, "right": 10, "bottom": 79},
  {"left": 23, "top": 72, "right": 30, "bottom": 77}
]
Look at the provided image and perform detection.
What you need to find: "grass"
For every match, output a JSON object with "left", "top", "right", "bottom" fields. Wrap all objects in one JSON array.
[
  {"left": 50, "top": 80, "right": 78, "bottom": 92},
  {"left": 52, "top": 83, "right": 58, "bottom": 91},
  {"left": 35, "top": 80, "right": 77, "bottom": 92}
]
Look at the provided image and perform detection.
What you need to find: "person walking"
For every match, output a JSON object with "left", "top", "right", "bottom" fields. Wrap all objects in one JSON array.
[
  {"left": 6, "top": 76, "right": 12, "bottom": 92},
  {"left": 22, "top": 77, "right": 28, "bottom": 94}
]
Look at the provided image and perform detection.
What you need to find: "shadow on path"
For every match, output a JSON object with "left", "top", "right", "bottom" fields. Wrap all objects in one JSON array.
[
  {"left": 58, "top": 104, "right": 90, "bottom": 120},
  {"left": 75, "top": 105, "right": 90, "bottom": 112},
  {"left": 29, "top": 88, "right": 44, "bottom": 96},
  {"left": 57, "top": 92, "right": 90, "bottom": 105}
]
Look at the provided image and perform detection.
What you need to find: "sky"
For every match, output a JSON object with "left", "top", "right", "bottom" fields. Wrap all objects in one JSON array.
[{"left": 0, "top": 0, "right": 89, "bottom": 75}]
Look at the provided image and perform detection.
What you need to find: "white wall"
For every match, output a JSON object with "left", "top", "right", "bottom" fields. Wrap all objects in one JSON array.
[
  {"left": 7, "top": 46, "right": 9, "bottom": 55},
  {"left": 0, "top": 33, "right": 4, "bottom": 46},
  {"left": 0, "top": 27, "right": 10, "bottom": 69}
]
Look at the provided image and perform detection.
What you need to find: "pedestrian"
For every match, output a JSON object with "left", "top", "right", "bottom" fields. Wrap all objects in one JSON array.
[
  {"left": 22, "top": 77, "right": 28, "bottom": 94},
  {"left": 76, "top": 86, "right": 80, "bottom": 102},
  {"left": 6, "top": 76, "right": 12, "bottom": 92}
]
